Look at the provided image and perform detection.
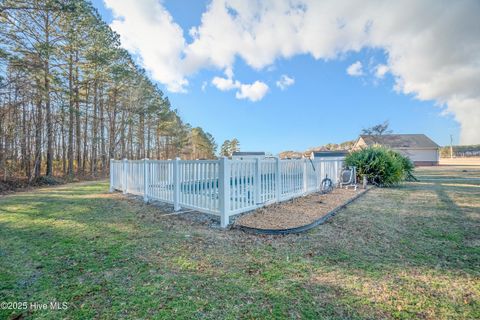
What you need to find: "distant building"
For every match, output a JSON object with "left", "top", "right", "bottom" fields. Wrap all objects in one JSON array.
[
  {"left": 309, "top": 150, "right": 349, "bottom": 160},
  {"left": 353, "top": 134, "right": 440, "bottom": 166},
  {"left": 231, "top": 152, "right": 265, "bottom": 160}
]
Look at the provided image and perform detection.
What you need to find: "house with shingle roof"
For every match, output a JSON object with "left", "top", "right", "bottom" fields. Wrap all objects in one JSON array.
[
  {"left": 353, "top": 134, "right": 440, "bottom": 166},
  {"left": 231, "top": 152, "right": 265, "bottom": 160},
  {"left": 309, "top": 150, "right": 349, "bottom": 160}
]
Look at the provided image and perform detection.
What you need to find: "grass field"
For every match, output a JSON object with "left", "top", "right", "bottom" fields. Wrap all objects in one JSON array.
[{"left": 1, "top": 166, "right": 479, "bottom": 319}]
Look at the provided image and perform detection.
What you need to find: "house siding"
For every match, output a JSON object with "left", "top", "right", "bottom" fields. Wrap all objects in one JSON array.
[
  {"left": 396, "top": 149, "right": 439, "bottom": 166},
  {"left": 353, "top": 136, "right": 439, "bottom": 166},
  {"left": 353, "top": 137, "right": 367, "bottom": 150}
]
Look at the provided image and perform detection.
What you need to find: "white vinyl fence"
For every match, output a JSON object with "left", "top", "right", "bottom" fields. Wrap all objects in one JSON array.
[{"left": 110, "top": 157, "right": 344, "bottom": 227}]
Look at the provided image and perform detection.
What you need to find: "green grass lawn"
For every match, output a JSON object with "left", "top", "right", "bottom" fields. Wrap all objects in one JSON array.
[{"left": 1, "top": 166, "right": 479, "bottom": 319}]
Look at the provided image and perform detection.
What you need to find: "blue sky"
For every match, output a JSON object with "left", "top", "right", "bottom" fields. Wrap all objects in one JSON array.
[{"left": 92, "top": 0, "right": 473, "bottom": 154}]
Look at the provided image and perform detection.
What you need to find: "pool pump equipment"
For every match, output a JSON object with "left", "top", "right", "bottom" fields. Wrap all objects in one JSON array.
[{"left": 340, "top": 166, "right": 358, "bottom": 190}]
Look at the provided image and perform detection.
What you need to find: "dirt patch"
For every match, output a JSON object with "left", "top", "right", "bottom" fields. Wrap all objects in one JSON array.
[
  {"left": 0, "top": 175, "right": 105, "bottom": 195},
  {"left": 0, "top": 176, "right": 64, "bottom": 194},
  {"left": 235, "top": 187, "right": 367, "bottom": 230}
]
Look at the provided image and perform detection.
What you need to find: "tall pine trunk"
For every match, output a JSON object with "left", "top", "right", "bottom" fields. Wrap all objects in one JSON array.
[
  {"left": 21, "top": 102, "right": 31, "bottom": 179},
  {"left": 60, "top": 106, "right": 66, "bottom": 175},
  {"left": 99, "top": 85, "right": 106, "bottom": 173},
  {"left": 67, "top": 52, "right": 74, "bottom": 175},
  {"left": 91, "top": 79, "right": 98, "bottom": 176},
  {"left": 34, "top": 86, "right": 42, "bottom": 179},
  {"left": 82, "top": 84, "right": 90, "bottom": 174},
  {"left": 44, "top": 14, "right": 53, "bottom": 177},
  {"left": 108, "top": 88, "right": 117, "bottom": 161},
  {"left": 75, "top": 55, "right": 82, "bottom": 175}
]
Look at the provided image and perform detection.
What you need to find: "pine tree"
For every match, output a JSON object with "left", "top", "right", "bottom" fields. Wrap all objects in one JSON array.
[
  {"left": 0, "top": 0, "right": 217, "bottom": 183},
  {"left": 220, "top": 140, "right": 231, "bottom": 157},
  {"left": 230, "top": 138, "right": 240, "bottom": 154}
]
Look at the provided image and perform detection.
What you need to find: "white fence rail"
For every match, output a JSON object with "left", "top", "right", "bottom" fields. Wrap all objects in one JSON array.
[{"left": 110, "top": 157, "right": 344, "bottom": 227}]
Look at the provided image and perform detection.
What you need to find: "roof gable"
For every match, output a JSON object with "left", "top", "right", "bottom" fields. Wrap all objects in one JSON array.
[
  {"left": 312, "top": 150, "right": 349, "bottom": 157},
  {"left": 359, "top": 134, "right": 439, "bottom": 149},
  {"left": 232, "top": 152, "right": 265, "bottom": 156}
]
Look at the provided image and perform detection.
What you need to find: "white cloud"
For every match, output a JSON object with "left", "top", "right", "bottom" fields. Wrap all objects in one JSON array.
[
  {"left": 211, "top": 76, "right": 240, "bottom": 91},
  {"left": 224, "top": 67, "right": 234, "bottom": 79},
  {"left": 276, "top": 75, "right": 295, "bottom": 90},
  {"left": 201, "top": 81, "right": 208, "bottom": 92},
  {"left": 375, "top": 64, "right": 389, "bottom": 79},
  {"left": 347, "top": 61, "right": 364, "bottom": 77},
  {"left": 107, "top": 0, "right": 480, "bottom": 143},
  {"left": 236, "top": 81, "right": 269, "bottom": 101},
  {"left": 104, "top": 0, "right": 188, "bottom": 92},
  {"left": 211, "top": 69, "right": 268, "bottom": 101}
]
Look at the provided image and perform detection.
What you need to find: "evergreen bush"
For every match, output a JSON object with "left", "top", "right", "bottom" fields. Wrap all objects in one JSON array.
[{"left": 345, "top": 146, "right": 416, "bottom": 186}]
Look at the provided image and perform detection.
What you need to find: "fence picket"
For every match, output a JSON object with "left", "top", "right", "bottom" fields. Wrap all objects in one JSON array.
[{"left": 110, "top": 157, "right": 344, "bottom": 227}]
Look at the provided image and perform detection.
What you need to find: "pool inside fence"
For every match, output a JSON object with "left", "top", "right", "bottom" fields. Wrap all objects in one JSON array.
[{"left": 110, "top": 158, "right": 343, "bottom": 222}]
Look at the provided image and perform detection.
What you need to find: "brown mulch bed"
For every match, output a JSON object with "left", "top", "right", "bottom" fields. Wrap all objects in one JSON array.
[{"left": 235, "top": 187, "right": 367, "bottom": 230}]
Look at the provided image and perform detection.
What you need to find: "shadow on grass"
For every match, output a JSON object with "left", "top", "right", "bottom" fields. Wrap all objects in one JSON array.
[
  {"left": 1, "top": 179, "right": 479, "bottom": 273},
  {"left": 1, "top": 176, "right": 479, "bottom": 319}
]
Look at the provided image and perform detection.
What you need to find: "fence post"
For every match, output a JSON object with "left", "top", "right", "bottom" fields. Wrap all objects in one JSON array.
[
  {"left": 317, "top": 160, "right": 322, "bottom": 191},
  {"left": 219, "top": 157, "right": 231, "bottom": 228},
  {"left": 275, "top": 157, "right": 281, "bottom": 201},
  {"left": 143, "top": 158, "right": 149, "bottom": 203},
  {"left": 254, "top": 158, "right": 261, "bottom": 204},
  {"left": 122, "top": 158, "right": 128, "bottom": 194},
  {"left": 109, "top": 159, "right": 114, "bottom": 192},
  {"left": 303, "top": 159, "right": 308, "bottom": 194},
  {"left": 334, "top": 160, "right": 339, "bottom": 186},
  {"left": 173, "top": 157, "right": 181, "bottom": 211}
]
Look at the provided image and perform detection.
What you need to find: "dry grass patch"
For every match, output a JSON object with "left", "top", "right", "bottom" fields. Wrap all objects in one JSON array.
[{"left": 1, "top": 167, "right": 479, "bottom": 319}]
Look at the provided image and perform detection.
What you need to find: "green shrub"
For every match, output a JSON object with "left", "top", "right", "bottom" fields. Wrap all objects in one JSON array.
[
  {"left": 390, "top": 149, "right": 417, "bottom": 182},
  {"left": 345, "top": 146, "right": 416, "bottom": 186}
]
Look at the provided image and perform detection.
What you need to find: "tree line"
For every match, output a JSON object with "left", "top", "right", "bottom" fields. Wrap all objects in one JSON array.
[
  {"left": 280, "top": 121, "right": 392, "bottom": 158},
  {"left": 0, "top": 0, "right": 216, "bottom": 181},
  {"left": 439, "top": 145, "right": 480, "bottom": 158}
]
